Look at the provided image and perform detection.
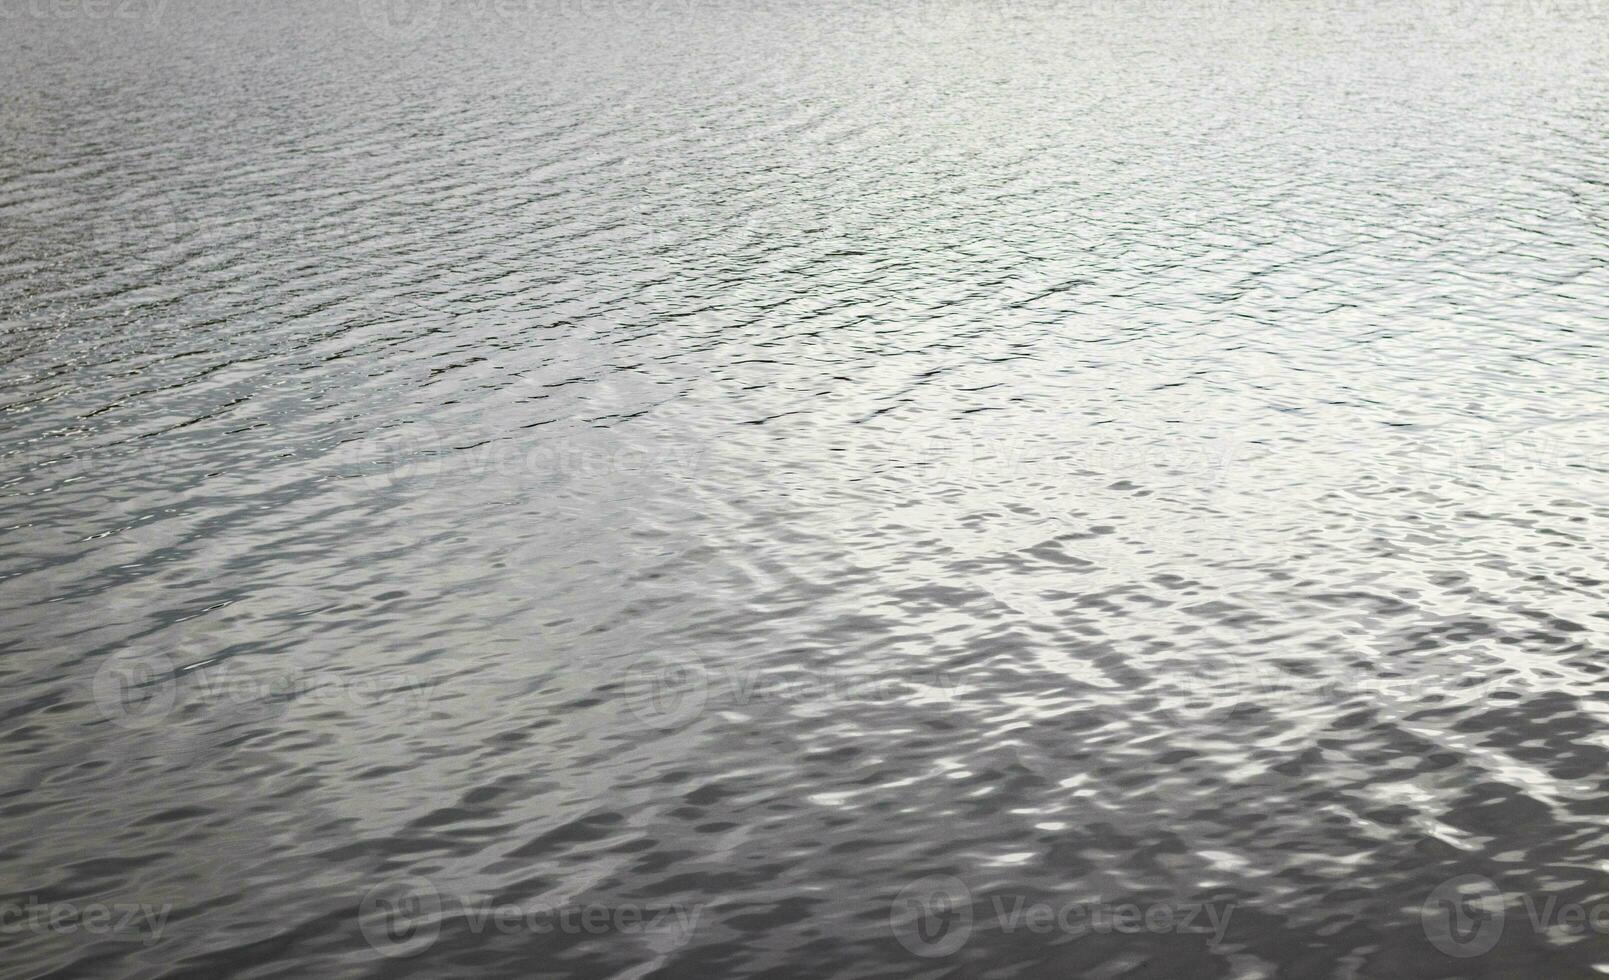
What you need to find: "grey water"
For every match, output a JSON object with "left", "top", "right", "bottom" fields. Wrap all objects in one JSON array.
[{"left": 3, "top": 1, "right": 1608, "bottom": 977}]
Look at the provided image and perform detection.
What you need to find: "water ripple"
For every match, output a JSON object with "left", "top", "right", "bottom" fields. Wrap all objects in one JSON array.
[{"left": 4, "top": 1, "right": 1609, "bottom": 977}]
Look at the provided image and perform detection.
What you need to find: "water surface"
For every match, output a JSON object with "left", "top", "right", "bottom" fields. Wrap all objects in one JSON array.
[{"left": 3, "top": 1, "right": 1609, "bottom": 977}]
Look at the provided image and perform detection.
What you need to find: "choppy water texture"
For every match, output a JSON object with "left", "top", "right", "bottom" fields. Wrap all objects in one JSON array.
[{"left": 4, "top": 1, "right": 1609, "bottom": 977}]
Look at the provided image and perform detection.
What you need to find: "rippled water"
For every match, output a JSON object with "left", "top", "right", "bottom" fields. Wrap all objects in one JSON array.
[{"left": 4, "top": 1, "right": 1609, "bottom": 977}]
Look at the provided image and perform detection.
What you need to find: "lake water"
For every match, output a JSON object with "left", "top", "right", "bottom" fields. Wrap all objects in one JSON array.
[{"left": 3, "top": 1, "right": 1608, "bottom": 977}]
